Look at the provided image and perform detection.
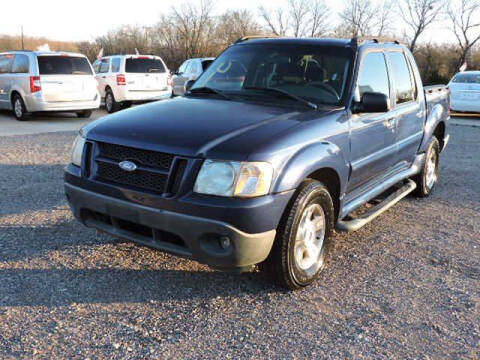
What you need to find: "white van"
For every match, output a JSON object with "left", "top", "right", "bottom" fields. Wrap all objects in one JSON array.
[
  {"left": 93, "top": 55, "right": 172, "bottom": 113},
  {"left": 0, "top": 51, "right": 100, "bottom": 120}
]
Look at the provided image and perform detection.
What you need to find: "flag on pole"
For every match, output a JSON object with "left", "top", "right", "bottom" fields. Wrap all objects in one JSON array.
[
  {"left": 459, "top": 61, "right": 467, "bottom": 72},
  {"left": 97, "top": 48, "right": 104, "bottom": 60}
]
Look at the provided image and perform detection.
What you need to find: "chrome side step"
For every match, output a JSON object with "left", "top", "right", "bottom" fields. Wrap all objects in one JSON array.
[{"left": 336, "top": 180, "right": 417, "bottom": 232}]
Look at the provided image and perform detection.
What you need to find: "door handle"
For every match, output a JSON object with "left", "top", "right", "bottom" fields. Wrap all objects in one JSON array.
[{"left": 384, "top": 117, "right": 395, "bottom": 129}]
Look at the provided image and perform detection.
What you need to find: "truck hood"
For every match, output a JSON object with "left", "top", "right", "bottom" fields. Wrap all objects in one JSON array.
[{"left": 84, "top": 97, "right": 323, "bottom": 159}]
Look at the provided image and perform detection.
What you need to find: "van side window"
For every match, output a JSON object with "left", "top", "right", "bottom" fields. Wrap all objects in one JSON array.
[
  {"left": 92, "top": 60, "right": 101, "bottom": 73},
  {"left": 11, "top": 54, "right": 30, "bottom": 73},
  {"left": 99, "top": 59, "right": 110, "bottom": 73},
  {"left": 178, "top": 60, "right": 188, "bottom": 74},
  {"left": 388, "top": 52, "right": 415, "bottom": 104},
  {"left": 0, "top": 54, "right": 14, "bottom": 74},
  {"left": 357, "top": 52, "right": 390, "bottom": 98},
  {"left": 111, "top": 58, "right": 121, "bottom": 73}
]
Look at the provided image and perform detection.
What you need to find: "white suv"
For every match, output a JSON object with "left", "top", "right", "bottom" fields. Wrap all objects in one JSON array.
[{"left": 93, "top": 55, "right": 172, "bottom": 113}]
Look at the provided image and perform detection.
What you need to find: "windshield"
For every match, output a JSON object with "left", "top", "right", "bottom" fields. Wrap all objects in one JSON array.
[
  {"left": 451, "top": 73, "right": 480, "bottom": 84},
  {"left": 191, "top": 43, "right": 354, "bottom": 106},
  {"left": 38, "top": 56, "right": 92, "bottom": 75},
  {"left": 125, "top": 58, "right": 166, "bottom": 73}
]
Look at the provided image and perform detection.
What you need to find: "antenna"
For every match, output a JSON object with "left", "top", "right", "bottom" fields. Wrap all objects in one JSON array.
[{"left": 21, "top": 25, "right": 24, "bottom": 50}]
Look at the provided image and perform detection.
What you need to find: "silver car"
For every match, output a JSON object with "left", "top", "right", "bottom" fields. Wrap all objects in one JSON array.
[
  {"left": 172, "top": 57, "right": 215, "bottom": 96},
  {"left": 0, "top": 51, "right": 100, "bottom": 121},
  {"left": 448, "top": 71, "right": 480, "bottom": 114}
]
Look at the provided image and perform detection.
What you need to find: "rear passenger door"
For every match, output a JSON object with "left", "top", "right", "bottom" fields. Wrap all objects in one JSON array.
[
  {"left": 0, "top": 54, "right": 13, "bottom": 108},
  {"left": 96, "top": 58, "right": 110, "bottom": 98},
  {"left": 347, "top": 51, "right": 397, "bottom": 192},
  {"left": 386, "top": 51, "right": 424, "bottom": 167}
]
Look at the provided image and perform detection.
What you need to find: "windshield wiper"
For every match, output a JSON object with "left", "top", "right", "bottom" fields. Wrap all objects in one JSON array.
[
  {"left": 244, "top": 86, "right": 317, "bottom": 110},
  {"left": 187, "top": 87, "right": 231, "bottom": 100}
]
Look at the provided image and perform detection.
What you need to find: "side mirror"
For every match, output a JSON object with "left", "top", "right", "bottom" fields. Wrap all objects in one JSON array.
[
  {"left": 185, "top": 79, "right": 196, "bottom": 92},
  {"left": 354, "top": 92, "right": 390, "bottom": 113}
]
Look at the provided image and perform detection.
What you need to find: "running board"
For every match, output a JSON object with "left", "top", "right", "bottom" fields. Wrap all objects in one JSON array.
[{"left": 336, "top": 180, "right": 417, "bottom": 232}]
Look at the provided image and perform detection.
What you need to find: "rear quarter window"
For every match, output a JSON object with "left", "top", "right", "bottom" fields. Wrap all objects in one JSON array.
[
  {"left": 12, "top": 54, "right": 30, "bottom": 73},
  {"left": 387, "top": 52, "right": 416, "bottom": 104},
  {"left": 125, "top": 58, "right": 166, "bottom": 73},
  {"left": 38, "top": 56, "right": 93, "bottom": 75}
]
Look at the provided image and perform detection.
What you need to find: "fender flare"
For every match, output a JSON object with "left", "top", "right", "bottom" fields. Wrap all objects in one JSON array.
[
  {"left": 273, "top": 141, "right": 350, "bottom": 197},
  {"left": 419, "top": 103, "right": 445, "bottom": 153},
  {"left": 9, "top": 86, "right": 28, "bottom": 111}
]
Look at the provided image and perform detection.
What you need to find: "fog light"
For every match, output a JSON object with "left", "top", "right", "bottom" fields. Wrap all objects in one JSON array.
[{"left": 219, "top": 236, "right": 231, "bottom": 250}]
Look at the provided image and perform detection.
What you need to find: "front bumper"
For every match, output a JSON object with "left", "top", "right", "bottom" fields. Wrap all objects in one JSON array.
[
  {"left": 65, "top": 182, "right": 278, "bottom": 269},
  {"left": 450, "top": 98, "right": 480, "bottom": 113}
]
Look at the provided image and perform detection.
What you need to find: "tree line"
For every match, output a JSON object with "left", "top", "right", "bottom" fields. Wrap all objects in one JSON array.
[{"left": 1, "top": 0, "right": 479, "bottom": 84}]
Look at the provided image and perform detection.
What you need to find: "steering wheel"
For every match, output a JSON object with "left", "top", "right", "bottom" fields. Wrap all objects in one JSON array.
[{"left": 307, "top": 82, "right": 340, "bottom": 101}]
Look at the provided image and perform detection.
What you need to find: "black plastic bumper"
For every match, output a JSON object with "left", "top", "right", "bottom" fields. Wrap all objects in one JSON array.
[{"left": 65, "top": 183, "right": 278, "bottom": 269}]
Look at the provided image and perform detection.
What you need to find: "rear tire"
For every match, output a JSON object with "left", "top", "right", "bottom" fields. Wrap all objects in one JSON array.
[
  {"left": 412, "top": 137, "right": 440, "bottom": 197},
  {"left": 12, "top": 94, "right": 29, "bottom": 121},
  {"left": 76, "top": 110, "right": 92, "bottom": 118},
  {"left": 105, "top": 89, "right": 120, "bottom": 113},
  {"left": 260, "top": 180, "right": 334, "bottom": 290}
]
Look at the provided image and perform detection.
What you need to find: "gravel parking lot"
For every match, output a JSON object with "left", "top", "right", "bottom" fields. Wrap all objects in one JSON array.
[{"left": 0, "top": 112, "right": 479, "bottom": 359}]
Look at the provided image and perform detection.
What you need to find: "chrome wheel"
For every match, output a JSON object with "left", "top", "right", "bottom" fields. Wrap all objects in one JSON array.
[
  {"left": 105, "top": 93, "right": 113, "bottom": 112},
  {"left": 14, "top": 99, "right": 23, "bottom": 118},
  {"left": 294, "top": 203, "right": 326, "bottom": 275},
  {"left": 425, "top": 148, "right": 437, "bottom": 190}
]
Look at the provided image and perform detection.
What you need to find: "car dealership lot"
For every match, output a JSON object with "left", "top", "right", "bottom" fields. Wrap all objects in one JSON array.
[{"left": 0, "top": 114, "right": 479, "bottom": 358}]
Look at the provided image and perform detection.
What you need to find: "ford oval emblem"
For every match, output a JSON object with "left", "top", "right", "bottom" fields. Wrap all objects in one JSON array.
[{"left": 119, "top": 161, "right": 137, "bottom": 172}]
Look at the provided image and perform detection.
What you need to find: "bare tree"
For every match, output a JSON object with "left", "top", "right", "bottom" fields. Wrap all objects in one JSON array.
[
  {"left": 397, "top": 0, "right": 446, "bottom": 53},
  {"left": 376, "top": 0, "right": 395, "bottom": 36},
  {"left": 216, "top": 10, "right": 263, "bottom": 45},
  {"left": 258, "top": 5, "right": 290, "bottom": 36},
  {"left": 306, "top": 0, "right": 332, "bottom": 37},
  {"left": 339, "top": 0, "right": 377, "bottom": 37},
  {"left": 448, "top": 0, "right": 480, "bottom": 71},
  {"left": 288, "top": 0, "right": 310, "bottom": 37}
]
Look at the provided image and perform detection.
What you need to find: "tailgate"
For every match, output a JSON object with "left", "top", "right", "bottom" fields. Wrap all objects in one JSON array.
[
  {"left": 126, "top": 73, "right": 168, "bottom": 91},
  {"left": 41, "top": 75, "right": 97, "bottom": 102}
]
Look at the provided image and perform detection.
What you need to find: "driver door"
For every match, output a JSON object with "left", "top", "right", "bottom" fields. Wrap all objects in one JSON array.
[{"left": 347, "top": 51, "right": 397, "bottom": 192}]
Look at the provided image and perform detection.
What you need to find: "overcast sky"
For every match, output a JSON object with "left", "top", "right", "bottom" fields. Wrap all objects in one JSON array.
[{"left": 1, "top": 0, "right": 453, "bottom": 43}]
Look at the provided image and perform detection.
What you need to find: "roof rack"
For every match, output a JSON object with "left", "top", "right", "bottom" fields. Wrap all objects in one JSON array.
[
  {"left": 235, "top": 35, "right": 278, "bottom": 44},
  {"left": 351, "top": 37, "right": 401, "bottom": 46}
]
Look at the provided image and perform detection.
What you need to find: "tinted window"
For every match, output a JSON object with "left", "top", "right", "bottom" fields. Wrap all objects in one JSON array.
[
  {"left": 189, "top": 61, "right": 199, "bottom": 74},
  {"left": 111, "top": 58, "right": 121, "bottom": 73},
  {"left": 38, "top": 56, "right": 93, "bottom": 75},
  {"left": 0, "top": 54, "right": 14, "bottom": 73},
  {"left": 388, "top": 52, "right": 415, "bottom": 104},
  {"left": 193, "top": 44, "right": 353, "bottom": 105},
  {"left": 452, "top": 73, "right": 480, "bottom": 84},
  {"left": 178, "top": 60, "right": 188, "bottom": 74},
  {"left": 12, "top": 54, "right": 29, "bottom": 73},
  {"left": 201, "top": 60, "right": 214, "bottom": 71},
  {"left": 125, "top": 58, "right": 166, "bottom": 73},
  {"left": 99, "top": 59, "right": 110, "bottom": 73},
  {"left": 92, "top": 60, "right": 101, "bottom": 73},
  {"left": 358, "top": 52, "right": 390, "bottom": 98}
]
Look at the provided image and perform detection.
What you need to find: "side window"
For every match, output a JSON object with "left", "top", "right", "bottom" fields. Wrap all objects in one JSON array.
[
  {"left": 0, "top": 54, "right": 14, "bottom": 74},
  {"left": 190, "top": 61, "right": 199, "bottom": 74},
  {"left": 92, "top": 60, "right": 101, "bottom": 73},
  {"left": 178, "top": 61, "right": 188, "bottom": 74},
  {"left": 111, "top": 58, "right": 121, "bottom": 73},
  {"left": 387, "top": 52, "right": 415, "bottom": 104},
  {"left": 357, "top": 52, "right": 390, "bottom": 98},
  {"left": 184, "top": 61, "right": 193, "bottom": 74},
  {"left": 12, "top": 54, "right": 30, "bottom": 73},
  {"left": 99, "top": 58, "right": 110, "bottom": 73}
]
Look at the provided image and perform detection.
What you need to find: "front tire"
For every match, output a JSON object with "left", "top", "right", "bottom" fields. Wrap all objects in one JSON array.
[
  {"left": 413, "top": 137, "right": 440, "bottom": 197},
  {"left": 12, "top": 94, "right": 29, "bottom": 121},
  {"left": 260, "top": 180, "right": 334, "bottom": 290}
]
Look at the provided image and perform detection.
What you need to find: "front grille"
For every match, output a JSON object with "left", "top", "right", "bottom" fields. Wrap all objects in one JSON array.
[
  {"left": 92, "top": 142, "right": 187, "bottom": 195},
  {"left": 98, "top": 142, "right": 173, "bottom": 169},
  {"left": 97, "top": 161, "right": 168, "bottom": 193}
]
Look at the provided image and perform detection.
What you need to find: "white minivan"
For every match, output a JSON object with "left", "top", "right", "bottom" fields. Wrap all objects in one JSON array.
[
  {"left": 93, "top": 55, "right": 172, "bottom": 113},
  {"left": 0, "top": 51, "right": 100, "bottom": 120}
]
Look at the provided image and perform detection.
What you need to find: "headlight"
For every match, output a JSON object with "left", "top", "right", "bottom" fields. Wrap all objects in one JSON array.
[
  {"left": 194, "top": 160, "right": 273, "bottom": 198},
  {"left": 71, "top": 134, "right": 86, "bottom": 167}
]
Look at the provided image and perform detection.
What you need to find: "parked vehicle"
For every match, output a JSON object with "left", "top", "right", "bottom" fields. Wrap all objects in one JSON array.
[
  {"left": 92, "top": 55, "right": 172, "bottom": 113},
  {"left": 172, "top": 57, "right": 215, "bottom": 96},
  {"left": 65, "top": 37, "right": 450, "bottom": 290},
  {"left": 0, "top": 51, "right": 99, "bottom": 120},
  {"left": 448, "top": 71, "right": 480, "bottom": 113}
]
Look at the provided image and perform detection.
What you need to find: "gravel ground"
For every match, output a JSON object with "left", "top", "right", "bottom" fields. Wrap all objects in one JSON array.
[{"left": 0, "top": 125, "right": 479, "bottom": 359}]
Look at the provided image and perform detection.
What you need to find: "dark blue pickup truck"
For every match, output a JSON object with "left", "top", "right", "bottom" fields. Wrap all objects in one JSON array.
[{"left": 65, "top": 37, "right": 450, "bottom": 290}]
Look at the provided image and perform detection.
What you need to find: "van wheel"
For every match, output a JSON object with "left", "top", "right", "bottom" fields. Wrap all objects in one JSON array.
[
  {"left": 413, "top": 137, "right": 440, "bottom": 197},
  {"left": 105, "top": 89, "right": 120, "bottom": 113},
  {"left": 76, "top": 110, "right": 92, "bottom": 118},
  {"left": 12, "top": 94, "right": 29, "bottom": 121},
  {"left": 260, "top": 180, "right": 334, "bottom": 290}
]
